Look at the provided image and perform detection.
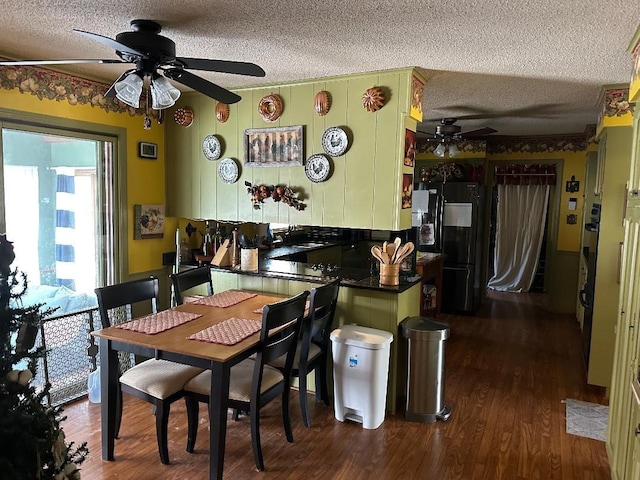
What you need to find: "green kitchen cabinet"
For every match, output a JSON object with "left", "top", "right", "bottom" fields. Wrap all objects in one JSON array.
[{"left": 165, "top": 67, "right": 424, "bottom": 231}]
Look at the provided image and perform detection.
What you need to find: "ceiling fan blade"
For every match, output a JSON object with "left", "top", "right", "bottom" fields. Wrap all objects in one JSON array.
[
  {"left": 415, "top": 130, "right": 437, "bottom": 139},
  {"left": 104, "top": 69, "right": 136, "bottom": 99},
  {"left": 74, "top": 29, "right": 147, "bottom": 58},
  {"left": 460, "top": 127, "right": 497, "bottom": 138},
  {"left": 175, "top": 57, "right": 265, "bottom": 77},
  {"left": 164, "top": 69, "right": 241, "bottom": 104},
  {"left": 0, "top": 59, "right": 124, "bottom": 66}
]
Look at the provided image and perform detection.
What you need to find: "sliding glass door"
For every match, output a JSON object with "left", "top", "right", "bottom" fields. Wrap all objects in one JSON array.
[{"left": 0, "top": 126, "right": 116, "bottom": 309}]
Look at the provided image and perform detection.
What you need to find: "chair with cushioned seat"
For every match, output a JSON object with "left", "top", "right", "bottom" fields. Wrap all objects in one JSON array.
[
  {"left": 269, "top": 277, "right": 340, "bottom": 426},
  {"left": 169, "top": 265, "right": 214, "bottom": 305},
  {"left": 94, "top": 276, "right": 203, "bottom": 465},
  {"left": 183, "top": 290, "right": 310, "bottom": 471}
]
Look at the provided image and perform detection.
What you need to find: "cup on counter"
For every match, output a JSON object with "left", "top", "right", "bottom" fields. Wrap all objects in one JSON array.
[
  {"left": 379, "top": 263, "right": 400, "bottom": 286},
  {"left": 241, "top": 248, "right": 259, "bottom": 272}
]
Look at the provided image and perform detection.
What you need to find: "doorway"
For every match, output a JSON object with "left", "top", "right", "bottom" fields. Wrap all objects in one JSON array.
[{"left": 486, "top": 162, "right": 559, "bottom": 293}]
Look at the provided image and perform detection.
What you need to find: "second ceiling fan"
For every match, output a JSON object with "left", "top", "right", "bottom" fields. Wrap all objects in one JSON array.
[{"left": 417, "top": 118, "right": 497, "bottom": 157}]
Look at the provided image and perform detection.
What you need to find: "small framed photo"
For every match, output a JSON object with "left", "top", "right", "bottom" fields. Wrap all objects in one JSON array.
[{"left": 138, "top": 141, "right": 158, "bottom": 159}]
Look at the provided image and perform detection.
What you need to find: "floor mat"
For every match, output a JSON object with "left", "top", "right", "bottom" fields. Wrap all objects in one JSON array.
[{"left": 564, "top": 398, "right": 608, "bottom": 442}]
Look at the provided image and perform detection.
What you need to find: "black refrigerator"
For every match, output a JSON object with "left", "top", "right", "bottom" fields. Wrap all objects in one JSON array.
[{"left": 412, "top": 181, "right": 484, "bottom": 314}]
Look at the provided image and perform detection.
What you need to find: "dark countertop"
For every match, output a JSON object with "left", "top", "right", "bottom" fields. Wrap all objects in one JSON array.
[
  {"left": 260, "top": 240, "right": 345, "bottom": 260},
  {"left": 210, "top": 261, "right": 421, "bottom": 293},
  {"left": 175, "top": 238, "right": 421, "bottom": 293}
]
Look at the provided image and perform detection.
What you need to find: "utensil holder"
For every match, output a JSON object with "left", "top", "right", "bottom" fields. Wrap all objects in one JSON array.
[
  {"left": 241, "top": 248, "right": 259, "bottom": 272},
  {"left": 379, "top": 263, "right": 400, "bottom": 286}
]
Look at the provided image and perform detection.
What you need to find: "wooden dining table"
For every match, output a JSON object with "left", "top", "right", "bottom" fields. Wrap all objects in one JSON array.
[{"left": 91, "top": 290, "right": 286, "bottom": 480}]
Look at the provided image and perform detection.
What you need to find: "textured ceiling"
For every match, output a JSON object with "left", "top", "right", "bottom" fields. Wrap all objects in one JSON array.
[{"left": 0, "top": 1, "right": 637, "bottom": 138}]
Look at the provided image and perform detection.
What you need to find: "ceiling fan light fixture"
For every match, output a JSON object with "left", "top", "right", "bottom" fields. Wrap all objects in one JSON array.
[
  {"left": 434, "top": 142, "right": 447, "bottom": 158},
  {"left": 448, "top": 143, "right": 460, "bottom": 157},
  {"left": 150, "top": 75, "right": 181, "bottom": 110},
  {"left": 114, "top": 72, "right": 143, "bottom": 108}
]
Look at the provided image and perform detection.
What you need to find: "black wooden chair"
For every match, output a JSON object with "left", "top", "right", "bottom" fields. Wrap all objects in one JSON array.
[
  {"left": 183, "top": 290, "right": 310, "bottom": 471},
  {"left": 269, "top": 278, "right": 340, "bottom": 426},
  {"left": 169, "top": 266, "right": 214, "bottom": 305},
  {"left": 94, "top": 276, "right": 203, "bottom": 464}
]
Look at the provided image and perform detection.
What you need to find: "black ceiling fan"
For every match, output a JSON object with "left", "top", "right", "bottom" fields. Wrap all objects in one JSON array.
[
  {"left": 418, "top": 118, "right": 497, "bottom": 142},
  {"left": 0, "top": 19, "right": 265, "bottom": 106}
]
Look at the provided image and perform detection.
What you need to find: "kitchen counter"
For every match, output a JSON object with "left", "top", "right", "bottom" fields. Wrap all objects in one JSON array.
[
  {"left": 211, "top": 240, "right": 421, "bottom": 293},
  {"left": 209, "top": 261, "right": 420, "bottom": 414},
  {"left": 172, "top": 239, "right": 422, "bottom": 293},
  {"left": 173, "top": 237, "right": 422, "bottom": 413},
  {"left": 210, "top": 258, "right": 421, "bottom": 293}
]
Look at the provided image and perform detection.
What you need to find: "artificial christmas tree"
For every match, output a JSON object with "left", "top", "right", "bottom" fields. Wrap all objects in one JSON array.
[{"left": 0, "top": 234, "right": 87, "bottom": 479}]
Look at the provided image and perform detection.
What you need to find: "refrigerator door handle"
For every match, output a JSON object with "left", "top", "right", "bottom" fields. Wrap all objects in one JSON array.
[
  {"left": 443, "top": 265, "right": 472, "bottom": 278},
  {"left": 435, "top": 194, "right": 444, "bottom": 252}
]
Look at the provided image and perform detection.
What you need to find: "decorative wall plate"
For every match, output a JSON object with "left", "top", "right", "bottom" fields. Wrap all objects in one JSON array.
[
  {"left": 218, "top": 158, "right": 239, "bottom": 184},
  {"left": 321, "top": 127, "right": 349, "bottom": 157},
  {"left": 202, "top": 134, "right": 222, "bottom": 161},
  {"left": 305, "top": 154, "right": 331, "bottom": 183}
]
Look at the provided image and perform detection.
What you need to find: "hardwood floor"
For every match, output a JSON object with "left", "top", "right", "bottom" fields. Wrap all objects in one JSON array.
[{"left": 62, "top": 291, "right": 610, "bottom": 479}]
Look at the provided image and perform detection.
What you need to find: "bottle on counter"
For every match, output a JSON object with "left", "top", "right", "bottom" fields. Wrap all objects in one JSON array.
[
  {"left": 231, "top": 228, "right": 240, "bottom": 268},
  {"left": 202, "top": 220, "right": 214, "bottom": 256},
  {"left": 213, "top": 223, "right": 222, "bottom": 252},
  {"left": 179, "top": 237, "right": 191, "bottom": 264}
]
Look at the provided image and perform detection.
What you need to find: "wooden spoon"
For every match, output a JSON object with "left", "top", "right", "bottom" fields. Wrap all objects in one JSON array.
[
  {"left": 395, "top": 242, "right": 415, "bottom": 265},
  {"left": 386, "top": 243, "right": 396, "bottom": 262},
  {"left": 371, "top": 245, "right": 385, "bottom": 264},
  {"left": 391, "top": 243, "right": 407, "bottom": 264},
  {"left": 389, "top": 237, "right": 402, "bottom": 263}
]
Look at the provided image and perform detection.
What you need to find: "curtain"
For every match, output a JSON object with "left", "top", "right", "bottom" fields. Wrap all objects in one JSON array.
[
  {"left": 487, "top": 184, "right": 549, "bottom": 292},
  {"left": 55, "top": 168, "right": 76, "bottom": 290},
  {"left": 4, "top": 165, "right": 40, "bottom": 283}
]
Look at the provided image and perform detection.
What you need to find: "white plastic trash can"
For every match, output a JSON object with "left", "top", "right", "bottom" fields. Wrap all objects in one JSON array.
[
  {"left": 330, "top": 324, "right": 394, "bottom": 429},
  {"left": 87, "top": 367, "right": 101, "bottom": 404}
]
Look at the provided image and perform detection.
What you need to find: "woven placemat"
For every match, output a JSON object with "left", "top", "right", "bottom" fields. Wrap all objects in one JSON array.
[
  {"left": 115, "top": 310, "right": 202, "bottom": 335},
  {"left": 253, "top": 300, "right": 310, "bottom": 315},
  {"left": 183, "top": 295, "right": 205, "bottom": 304},
  {"left": 188, "top": 317, "right": 262, "bottom": 345},
  {"left": 192, "top": 290, "right": 257, "bottom": 308}
]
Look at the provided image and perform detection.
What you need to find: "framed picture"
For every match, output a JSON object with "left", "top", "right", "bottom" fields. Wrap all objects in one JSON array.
[
  {"left": 410, "top": 75, "right": 425, "bottom": 121},
  {"left": 138, "top": 141, "right": 158, "bottom": 159},
  {"left": 244, "top": 125, "right": 304, "bottom": 167},
  {"left": 134, "top": 204, "right": 165, "bottom": 239},
  {"left": 404, "top": 129, "right": 416, "bottom": 167},
  {"left": 402, "top": 174, "right": 413, "bottom": 209}
]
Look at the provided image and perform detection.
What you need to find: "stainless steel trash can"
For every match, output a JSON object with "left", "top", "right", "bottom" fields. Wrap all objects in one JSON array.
[{"left": 401, "top": 316, "right": 451, "bottom": 423}]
